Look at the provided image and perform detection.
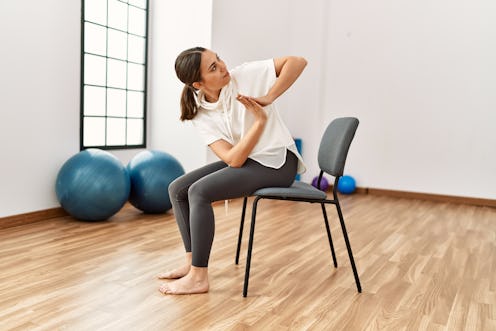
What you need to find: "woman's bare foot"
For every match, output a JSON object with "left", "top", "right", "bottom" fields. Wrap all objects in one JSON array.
[
  {"left": 157, "top": 264, "right": 191, "bottom": 279},
  {"left": 157, "top": 253, "right": 192, "bottom": 279},
  {"left": 159, "top": 266, "right": 209, "bottom": 295}
]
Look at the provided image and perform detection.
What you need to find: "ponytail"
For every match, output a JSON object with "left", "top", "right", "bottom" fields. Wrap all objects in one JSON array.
[
  {"left": 175, "top": 46, "right": 206, "bottom": 121},
  {"left": 180, "top": 85, "right": 199, "bottom": 121}
]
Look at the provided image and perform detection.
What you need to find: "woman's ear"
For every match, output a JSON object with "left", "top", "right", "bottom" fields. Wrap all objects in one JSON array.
[{"left": 192, "top": 82, "right": 202, "bottom": 90}]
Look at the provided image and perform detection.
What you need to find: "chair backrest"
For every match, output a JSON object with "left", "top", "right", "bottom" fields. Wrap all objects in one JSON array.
[{"left": 317, "top": 117, "right": 359, "bottom": 177}]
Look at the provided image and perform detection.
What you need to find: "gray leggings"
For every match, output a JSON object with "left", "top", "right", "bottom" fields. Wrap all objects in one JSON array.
[{"left": 168, "top": 151, "right": 298, "bottom": 267}]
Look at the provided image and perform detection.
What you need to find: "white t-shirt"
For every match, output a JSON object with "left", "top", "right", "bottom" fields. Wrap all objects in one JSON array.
[{"left": 192, "top": 59, "right": 306, "bottom": 174}]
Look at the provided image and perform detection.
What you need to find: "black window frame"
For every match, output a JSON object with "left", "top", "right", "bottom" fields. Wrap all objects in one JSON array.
[{"left": 80, "top": 0, "right": 149, "bottom": 150}]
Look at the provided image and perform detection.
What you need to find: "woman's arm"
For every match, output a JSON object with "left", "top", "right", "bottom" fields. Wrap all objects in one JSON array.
[
  {"left": 209, "top": 57, "right": 306, "bottom": 166},
  {"left": 254, "top": 56, "right": 307, "bottom": 106},
  {"left": 209, "top": 96, "right": 267, "bottom": 168}
]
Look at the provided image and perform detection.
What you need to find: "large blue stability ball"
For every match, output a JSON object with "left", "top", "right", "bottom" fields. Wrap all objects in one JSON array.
[
  {"left": 56, "top": 149, "right": 130, "bottom": 221},
  {"left": 127, "top": 150, "right": 185, "bottom": 213},
  {"left": 337, "top": 175, "right": 356, "bottom": 194}
]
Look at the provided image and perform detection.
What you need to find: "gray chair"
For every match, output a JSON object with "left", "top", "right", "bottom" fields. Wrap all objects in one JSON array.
[{"left": 235, "top": 117, "right": 362, "bottom": 297}]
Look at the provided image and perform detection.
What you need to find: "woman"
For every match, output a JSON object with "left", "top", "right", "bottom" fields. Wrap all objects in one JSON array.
[{"left": 158, "top": 47, "right": 307, "bottom": 294}]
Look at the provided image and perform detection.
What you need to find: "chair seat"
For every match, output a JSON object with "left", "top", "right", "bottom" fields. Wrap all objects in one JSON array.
[{"left": 253, "top": 180, "right": 327, "bottom": 200}]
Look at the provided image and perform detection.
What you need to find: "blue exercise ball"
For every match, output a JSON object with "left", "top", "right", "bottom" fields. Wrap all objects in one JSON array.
[
  {"left": 337, "top": 175, "right": 356, "bottom": 194},
  {"left": 56, "top": 149, "right": 130, "bottom": 221},
  {"left": 127, "top": 150, "right": 185, "bottom": 213},
  {"left": 311, "top": 176, "right": 329, "bottom": 191}
]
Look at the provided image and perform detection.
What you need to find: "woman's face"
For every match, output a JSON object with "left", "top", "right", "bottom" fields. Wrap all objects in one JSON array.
[{"left": 195, "top": 49, "right": 230, "bottom": 94}]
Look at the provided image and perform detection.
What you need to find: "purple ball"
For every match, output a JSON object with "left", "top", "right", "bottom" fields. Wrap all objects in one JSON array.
[{"left": 311, "top": 176, "right": 329, "bottom": 191}]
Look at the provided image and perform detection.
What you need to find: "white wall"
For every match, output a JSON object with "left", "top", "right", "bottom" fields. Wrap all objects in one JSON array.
[
  {"left": 148, "top": 0, "right": 212, "bottom": 172},
  {"left": 0, "top": 1, "right": 81, "bottom": 217},
  {"left": 212, "top": 0, "right": 496, "bottom": 199},
  {"left": 0, "top": 0, "right": 211, "bottom": 218},
  {"left": 323, "top": 0, "right": 496, "bottom": 199}
]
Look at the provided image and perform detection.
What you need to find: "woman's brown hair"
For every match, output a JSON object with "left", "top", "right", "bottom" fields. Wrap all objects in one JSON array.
[{"left": 174, "top": 47, "right": 206, "bottom": 121}]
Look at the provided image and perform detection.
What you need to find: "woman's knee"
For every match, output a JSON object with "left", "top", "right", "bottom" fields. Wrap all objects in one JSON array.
[
  {"left": 188, "top": 181, "right": 210, "bottom": 202},
  {"left": 168, "top": 175, "right": 188, "bottom": 201}
]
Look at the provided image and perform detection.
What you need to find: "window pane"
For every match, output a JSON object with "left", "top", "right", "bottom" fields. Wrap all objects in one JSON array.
[
  {"left": 107, "top": 58, "right": 127, "bottom": 89},
  {"left": 85, "top": 0, "right": 107, "bottom": 25},
  {"left": 129, "top": 0, "right": 147, "bottom": 9},
  {"left": 127, "top": 91, "right": 144, "bottom": 117},
  {"left": 128, "top": 63, "right": 144, "bottom": 91},
  {"left": 84, "top": 86, "right": 106, "bottom": 116},
  {"left": 129, "top": 6, "right": 146, "bottom": 36},
  {"left": 107, "top": 118, "right": 126, "bottom": 145},
  {"left": 108, "top": 29, "right": 127, "bottom": 60},
  {"left": 127, "top": 119, "right": 144, "bottom": 145},
  {"left": 108, "top": 0, "right": 128, "bottom": 31},
  {"left": 82, "top": 0, "right": 147, "bottom": 150},
  {"left": 107, "top": 88, "right": 126, "bottom": 117},
  {"left": 128, "top": 35, "right": 145, "bottom": 64},
  {"left": 84, "top": 117, "right": 106, "bottom": 146},
  {"left": 84, "top": 54, "right": 106, "bottom": 86},
  {"left": 84, "top": 23, "right": 106, "bottom": 56}
]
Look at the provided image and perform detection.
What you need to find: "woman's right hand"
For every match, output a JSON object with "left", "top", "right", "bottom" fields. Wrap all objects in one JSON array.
[
  {"left": 209, "top": 95, "right": 268, "bottom": 167},
  {"left": 236, "top": 94, "right": 267, "bottom": 124}
]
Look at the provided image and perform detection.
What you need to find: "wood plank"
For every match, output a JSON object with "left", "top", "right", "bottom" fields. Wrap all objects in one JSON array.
[{"left": 0, "top": 196, "right": 495, "bottom": 330}]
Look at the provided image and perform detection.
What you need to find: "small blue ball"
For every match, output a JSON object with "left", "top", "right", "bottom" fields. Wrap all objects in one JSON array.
[{"left": 337, "top": 175, "right": 356, "bottom": 194}]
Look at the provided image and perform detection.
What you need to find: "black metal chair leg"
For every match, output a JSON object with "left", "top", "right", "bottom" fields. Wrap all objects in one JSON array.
[
  {"left": 334, "top": 200, "right": 362, "bottom": 293},
  {"left": 321, "top": 203, "right": 338, "bottom": 268},
  {"left": 235, "top": 197, "right": 248, "bottom": 264},
  {"left": 243, "top": 196, "right": 261, "bottom": 297}
]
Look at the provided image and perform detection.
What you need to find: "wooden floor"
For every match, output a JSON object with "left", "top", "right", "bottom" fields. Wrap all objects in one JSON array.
[{"left": 1, "top": 194, "right": 496, "bottom": 331}]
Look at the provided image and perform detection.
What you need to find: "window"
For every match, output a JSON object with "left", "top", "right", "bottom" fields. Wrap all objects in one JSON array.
[{"left": 81, "top": 0, "right": 149, "bottom": 150}]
